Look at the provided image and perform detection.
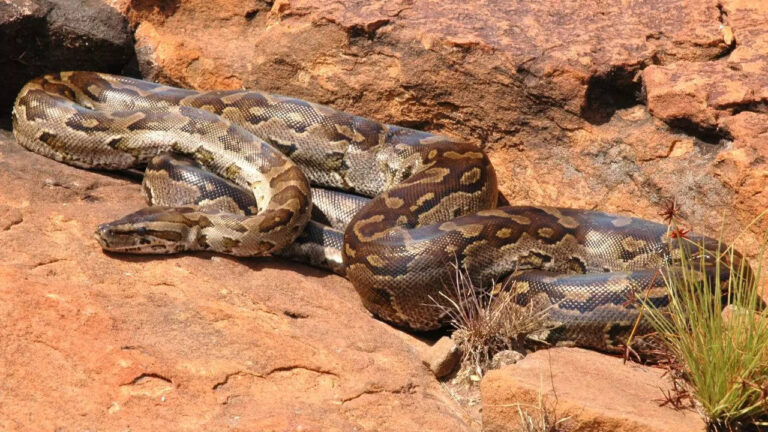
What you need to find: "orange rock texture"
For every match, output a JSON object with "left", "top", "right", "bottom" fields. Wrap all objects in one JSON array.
[
  {"left": 481, "top": 348, "right": 705, "bottom": 432},
  {"left": 106, "top": 0, "right": 767, "bottom": 274}
]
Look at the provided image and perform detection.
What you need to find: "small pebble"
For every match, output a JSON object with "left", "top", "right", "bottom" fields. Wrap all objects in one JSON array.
[{"left": 422, "top": 336, "right": 461, "bottom": 378}]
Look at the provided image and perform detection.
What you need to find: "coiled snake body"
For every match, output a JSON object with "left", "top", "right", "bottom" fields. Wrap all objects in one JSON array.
[{"left": 13, "top": 72, "right": 744, "bottom": 352}]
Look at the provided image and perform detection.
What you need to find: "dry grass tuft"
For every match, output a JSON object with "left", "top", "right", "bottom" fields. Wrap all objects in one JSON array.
[
  {"left": 435, "top": 263, "right": 554, "bottom": 381},
  {"left": 513, "top": 394, "right": 576, "bottom": 432}
]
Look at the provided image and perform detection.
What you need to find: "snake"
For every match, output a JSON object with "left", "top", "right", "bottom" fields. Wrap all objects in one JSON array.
[{"left": 12, "top": 71, "right": 749, "bottom": 353}]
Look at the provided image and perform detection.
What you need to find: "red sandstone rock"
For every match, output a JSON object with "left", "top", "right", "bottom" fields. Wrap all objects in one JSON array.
[
  {"left": 722, "top": 304, "right": 768, "bottom": 327},
  {"left": 422, "top": 336, "right": 461, "bottom": 379},
  {"left": 481, "top": 348, "right": 706, "bottom": 432}
]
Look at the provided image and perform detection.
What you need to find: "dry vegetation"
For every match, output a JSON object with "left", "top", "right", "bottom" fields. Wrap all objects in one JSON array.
[{"left": 435, "top": 263, "right": 554, "bottom": 381}]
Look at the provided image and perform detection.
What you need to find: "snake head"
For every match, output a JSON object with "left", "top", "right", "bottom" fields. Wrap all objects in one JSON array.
[
  {"left": 672, "top": 235, "right": 757, "bottom": 296},
  {"left": 95, "top": 206, "right": 200, "bottom": 254}
]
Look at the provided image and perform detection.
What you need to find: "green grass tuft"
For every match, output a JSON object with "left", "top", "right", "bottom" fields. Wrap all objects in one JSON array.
[{"left": 642, "top": 226, "right": 768, "bottom": 431}]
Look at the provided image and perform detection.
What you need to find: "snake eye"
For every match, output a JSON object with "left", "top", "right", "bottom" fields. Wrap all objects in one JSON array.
[
  {"left": 691, "top": 252, "right": 716, "bottom": 265},
  {"left": 136, "top": 227, "right": 148, "bottom": 236}
]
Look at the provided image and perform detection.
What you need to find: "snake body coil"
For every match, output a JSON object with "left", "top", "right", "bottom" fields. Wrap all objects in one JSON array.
[{"left": 12, "top": 72, "right": 746, "bottom": 352}]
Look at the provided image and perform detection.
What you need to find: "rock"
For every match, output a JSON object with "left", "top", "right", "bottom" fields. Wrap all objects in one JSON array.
[
  {"left": 489, "top": 350, "right": 525, "bottom": 370},
  {"left": 0, "top": 0, "right": 135, "bottom": 125},
  {"left": 0, "top": 130, "right": 472, "bottom": 430},
  {"left": 481, "top": 348, "right": 705, "bottom": 432},
  {"left": 722, "top": 304, "right": 768, "bottom": 326},
  {"left": 117, "top": 0, "right": 768, "bottom": 279},
  {"left": 643, "top": 60, "right": 767, "bottom": 141},
  {"left": 422, "top": 336, "right": 461, "bottom": 379}
]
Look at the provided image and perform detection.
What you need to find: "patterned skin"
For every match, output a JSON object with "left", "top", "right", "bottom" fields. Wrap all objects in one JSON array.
[{"left": 12, "top": 72, "right": 750, "bottom": 353}]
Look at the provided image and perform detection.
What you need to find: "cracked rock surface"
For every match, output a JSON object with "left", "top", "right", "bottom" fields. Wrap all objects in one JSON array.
[
  {"left": 0, "top": 130, "right": 470, "bottom": 430},
  {"left": 108, "top": 0, "right": 767, "bottom": 273}
]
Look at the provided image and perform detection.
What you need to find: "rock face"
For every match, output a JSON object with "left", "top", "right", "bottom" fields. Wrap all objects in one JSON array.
[
  {"left": 105, "top": 0, "right": 768, "bottom": 276},
  {"left": 481, "top": 348, "right": 706, "bottom": 432},
  {"left": 0, "top": 0, "right": 135, "bottom": 125},
  {"left": 0, "top": 130, "right": 470, "bottom": 430}
]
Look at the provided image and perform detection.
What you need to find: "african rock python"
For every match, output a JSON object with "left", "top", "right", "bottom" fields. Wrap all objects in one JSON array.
[{"left": 12, "top": 72, "right": 746, "bottom": 352}]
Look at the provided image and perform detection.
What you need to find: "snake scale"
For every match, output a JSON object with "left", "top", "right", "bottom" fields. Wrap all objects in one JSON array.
[{"left": 12, "top": 71, "right": 747, "bottom": 353}]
